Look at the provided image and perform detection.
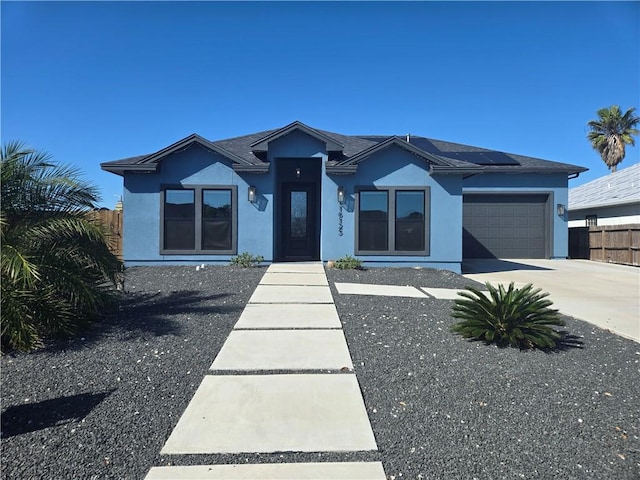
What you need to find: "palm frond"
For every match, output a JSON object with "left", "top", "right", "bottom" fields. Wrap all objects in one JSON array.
[
  {"left": 1, "top": 141, "right": 122, "bottom": 353},
  {"left": 451, "top": 282, "right": 565, "bottom": 350}
]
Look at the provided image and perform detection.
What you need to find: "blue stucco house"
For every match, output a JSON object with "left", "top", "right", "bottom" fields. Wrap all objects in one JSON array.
[{"left": 101, "top": 121, "right": 587, "bottom": 273}]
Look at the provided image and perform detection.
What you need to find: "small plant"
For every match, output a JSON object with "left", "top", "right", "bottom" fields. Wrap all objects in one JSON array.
[
  {"left": 230, "top": 252, "right": 264, "bottom": 268},
  {"left": 333, "top": 255, "right": 363, "bottom": 270},
  {"left": 450, "top": 282, "right": 565, "bottom": 350}
]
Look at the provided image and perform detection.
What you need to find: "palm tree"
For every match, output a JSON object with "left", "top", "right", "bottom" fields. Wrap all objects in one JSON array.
[
  {"left": 587, "top": 105, "right": 639, "bottom": 172},
  {"left": 1, "top": 141, "right": 122, "bottom": 352}
]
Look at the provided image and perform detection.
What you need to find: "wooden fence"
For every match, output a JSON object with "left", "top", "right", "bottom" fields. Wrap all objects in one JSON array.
[
  {"left": 89, "top": 209, "right": 123, "bottom": 259},
  {"left": 569, "top": 224, "right": 640, "bottom": 266}
]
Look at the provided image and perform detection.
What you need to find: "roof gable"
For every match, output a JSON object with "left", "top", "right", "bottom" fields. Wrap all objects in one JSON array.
[
  {"left": 326, "top": 136, "right": 483, "bottom": 175},
  {"left": 249, "top": 121, "right": 344, "bottom": 153},
  {"left": 101, "top": 133, "right": 268, "bottom": 176}
]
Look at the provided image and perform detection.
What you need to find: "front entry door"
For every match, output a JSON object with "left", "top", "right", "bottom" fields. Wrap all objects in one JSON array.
[{"left": 280, "top": 182, "right": 318, "bottom": 261}]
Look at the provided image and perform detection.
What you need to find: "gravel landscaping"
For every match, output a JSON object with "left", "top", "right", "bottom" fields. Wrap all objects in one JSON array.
[
  {"left": 327, "top": 267, "right": 640, "bottom": 480},
  {"left": 1, "top": 266, "right": 264, "bottom": 479},
  {"left": 2, "top": 265, "right": 639, "bottom": 479}
]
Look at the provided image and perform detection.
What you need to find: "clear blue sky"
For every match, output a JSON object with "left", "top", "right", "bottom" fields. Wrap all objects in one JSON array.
[{"left": 2, "top": 1, "right": 638, "bottom": 208}]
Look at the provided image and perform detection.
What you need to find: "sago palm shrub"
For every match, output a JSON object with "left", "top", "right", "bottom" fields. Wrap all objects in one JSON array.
[
  {"left": 450, "top": 282, "right": 565, "bottom": 349},
  {"left": 1, "top": 141, "right": 122, "bottom": 352}
]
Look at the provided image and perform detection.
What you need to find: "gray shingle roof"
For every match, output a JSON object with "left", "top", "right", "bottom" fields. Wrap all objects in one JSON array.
[
  {"left": 101, "top": 121, "right": 587, "bottom": 176},
  {"left": 569, "top": 163, "right": 640, "bottom": 210}
]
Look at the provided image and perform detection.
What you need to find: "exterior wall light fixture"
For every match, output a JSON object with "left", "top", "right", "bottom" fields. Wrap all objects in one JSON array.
[
  {"left": 557, "top": 203, "right": 565, "bottom": 216},
  {"left": 337, "top": 186, "right": 346, "bottom": 204},
  {"left": 248, "top": 186, "right": 257, "bottom": 203},
  {"left": 295, "top": 167, "right": 301, "bottom": 178}
]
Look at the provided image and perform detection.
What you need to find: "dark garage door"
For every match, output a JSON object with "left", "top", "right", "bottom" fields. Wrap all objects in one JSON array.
[{"left": 463, "top": 194, "right": 548, "bottom": 258}]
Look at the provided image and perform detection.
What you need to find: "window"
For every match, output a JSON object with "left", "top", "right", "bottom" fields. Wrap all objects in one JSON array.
[
  {"left": 164, "top": 189, "right": 195, "bottom": 250},
  {"left": 585, "top": 215, "right": 597, "bottom": 227},
  {"left": 356, "top": 187, "right": 430, "bottom": 255},
  {"left": 202, "top": 190, "right": 232, "bottom": 250},
  {"left": 358, "top": 191, "right": 388, "bottom": 251},
  {"left": 395, "top": 191, "right": 425, "bottom": 251},
  {"left": 161, "top": 185, "right": 237, "bottom": 254}
]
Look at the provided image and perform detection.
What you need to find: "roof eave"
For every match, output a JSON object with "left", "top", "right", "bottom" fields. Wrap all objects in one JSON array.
[
  {"left": 232, "top": 163, "right": 270, "bottom": 174},
  {"left": 431, "top": 165, "right": 484, "bottom": 175},
  {"left": 569, "top": 199, "right": 640, "bottom": 211},
  {"left": 100, "top": 163, "right": 158, "bottom": 176},
  {"left": 326, "top": 163, "right": 358, "bottom": 175},
  {"left": 480, "top": 166, "right": 589, "bottom": 175}
]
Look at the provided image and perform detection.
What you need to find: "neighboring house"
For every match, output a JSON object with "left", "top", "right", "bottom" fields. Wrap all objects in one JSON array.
[
  {"left": 568, "top": 163, "right": 640, "bottom": 227},
  {"left": 101, "top": 121, "right": 586, "bottom": 273}
]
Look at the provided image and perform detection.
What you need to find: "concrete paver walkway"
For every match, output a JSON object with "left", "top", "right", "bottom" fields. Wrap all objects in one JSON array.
[
  {"left": 249, "top": 285, "right": 333, "bottom": 303},
  {"left": 146, "top": 462, "right": 386, "bottom": 479},
  {"left": 160, "top": 374, "right": 377, "bottom": 454},
  {"left": 146, "top": 262, "right": 384, "bottom": 479},
  {"left": 234, "top": 304, "right": 341, "bottom": 329},
  {"left": 210, "top": 330, "right": 353, "bottom": 370}
]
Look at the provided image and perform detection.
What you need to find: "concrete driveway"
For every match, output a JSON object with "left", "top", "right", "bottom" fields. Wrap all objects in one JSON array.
[{"left": 462, "top": 259, "right": 640, "bottom": 343}]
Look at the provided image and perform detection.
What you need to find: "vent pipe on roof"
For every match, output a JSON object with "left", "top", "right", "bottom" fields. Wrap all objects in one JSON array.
[{"left": 406, "top": 133, "right": 410, "bottom": 142}]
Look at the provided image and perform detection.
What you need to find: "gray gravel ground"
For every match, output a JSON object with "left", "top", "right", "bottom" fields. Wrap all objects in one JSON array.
[
  {"left": 327, "top": 267, "right": 640, "bottom": 480},
  {"left": 2, "top": 265, "right": 639, "bottom": 480},
  {"left": 1, "top": 266, "right": 264, "bottom": 480}
]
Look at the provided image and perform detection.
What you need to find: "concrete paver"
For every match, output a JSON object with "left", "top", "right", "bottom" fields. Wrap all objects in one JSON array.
[
  {"left": 234, "top": 304, "right": 341, "bottom": 329},
  {"left": 421, "top": 287, "right": 465, "bottom": 300},
  {"left": 463, "top": 259, "right": 640, "bottom": 343},
  {"left": 249, "top": 285, "right": 333, "bottom": 304},
  {"left": 335, "top": 282, "right": 428, "bottom": 298},
  {"left": 260, "top": 272, "right": 328, "bottom": 285},
  {"left": 145, "top": 462, "right": 386, "bottom": 479},
  {"left": 210, "top": 330, "right": 353, "bottom": 371},
  {"left": 421, "top": 286, "right": 527, "bottom": 300},
  {"left": 266, "top": 262, "right": 325, "bottom": 274},
  {"left": 160, "top": 374, "right": 378, "bottom": 454}
]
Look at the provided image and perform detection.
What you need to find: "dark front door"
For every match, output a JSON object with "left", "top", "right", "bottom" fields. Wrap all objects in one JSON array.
[{"left": 280, "top": 182, "right": 318, "bottom": 261}]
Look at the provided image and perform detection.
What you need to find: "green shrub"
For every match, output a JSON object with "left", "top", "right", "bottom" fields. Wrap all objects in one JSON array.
[
  {"left": 230, "top": 252, "right": 264, "bottom": 268},
  {"left": 333, "top": 255, "right": 363, "bottom": 270},
  {"left": 1, "top": 141, "right": 122, "bottom": 353},
  {"left": 450, "top": 282, "right": 565, "bottom": 349}
]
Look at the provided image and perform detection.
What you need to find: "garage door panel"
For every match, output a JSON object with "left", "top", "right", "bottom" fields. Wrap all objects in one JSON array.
[
  {"left": 463, "top": 194, "right": 548, "bottom": 259},
  {"left": 488, "top": 216, "right": 501, "bottom": 227},
  {"left": 515, "top": 217, "right": 530, "bottom": 227}
]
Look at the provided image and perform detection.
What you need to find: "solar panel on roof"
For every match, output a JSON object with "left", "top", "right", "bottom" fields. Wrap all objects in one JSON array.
[
  {"left": 473, "top": 151, "right": 520, "bottom": 165},
  {"left": 407, "top": 138, "right": 519, "bottom": 165},
  {"left": 406, "top": 137, "right": 440, "bottom": 154},
  {"left": 358, "top": 135, "right": 521, "bottom": 166}
]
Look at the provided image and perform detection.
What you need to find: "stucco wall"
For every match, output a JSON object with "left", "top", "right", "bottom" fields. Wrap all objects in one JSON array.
[
  {"left": 123, "top": 143, "right": 273, "bottom": 265},
  {"left": 463, "top": 173, "right": 569, "bottom": 258},
  {"left": 324, "top": 146, "right": 463, "bottom": 271}
]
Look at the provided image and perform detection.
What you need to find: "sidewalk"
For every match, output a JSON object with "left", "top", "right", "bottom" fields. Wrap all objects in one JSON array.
[{"left": 145, "top": 263, "right": 385, "bottom": 479}]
